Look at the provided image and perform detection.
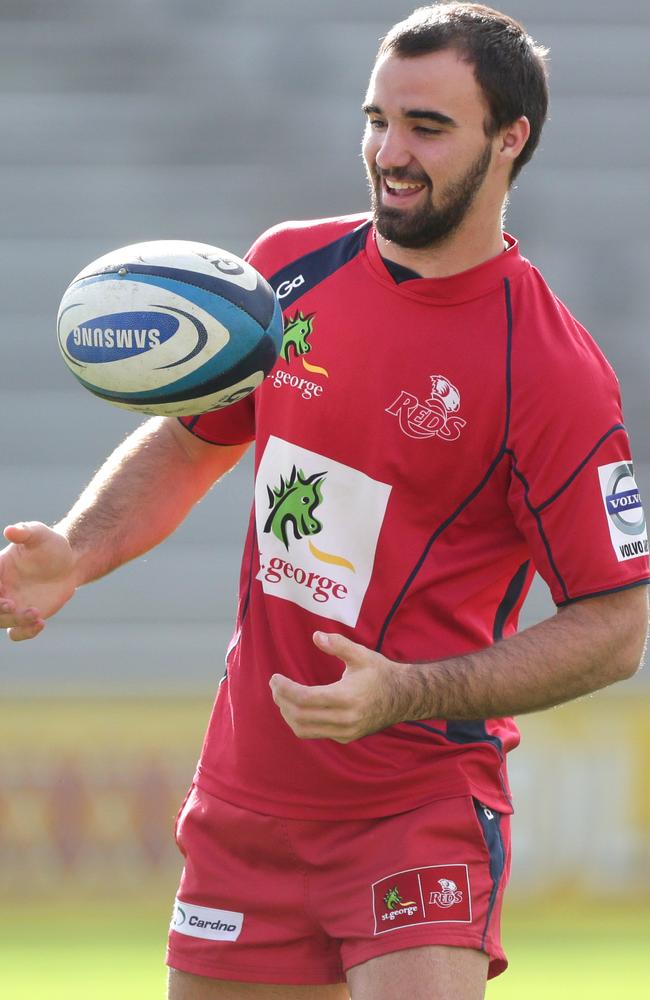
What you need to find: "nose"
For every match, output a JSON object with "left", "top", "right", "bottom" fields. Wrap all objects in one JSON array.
[{"left": 373, "top": 125, "right": 412, "bottom": 173}]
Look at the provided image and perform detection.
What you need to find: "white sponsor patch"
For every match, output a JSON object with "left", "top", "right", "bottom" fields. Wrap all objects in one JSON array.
[
  {"left": 598, "top": 461, "right": 648, "bottom": 562},
  {"left": 170, "top": 898, "right": 243, "bottom": 941},
  {"left": 255, "top": 436, "right": 391, "bottom": 626}
]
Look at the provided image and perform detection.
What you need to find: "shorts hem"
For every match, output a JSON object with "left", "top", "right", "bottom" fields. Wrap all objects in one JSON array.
[
  {"left": 166, "top": 948, "right": 345, "bottom": 986},
  {"left": 343, "top": 931, "right": 507, "bottom": 980}
]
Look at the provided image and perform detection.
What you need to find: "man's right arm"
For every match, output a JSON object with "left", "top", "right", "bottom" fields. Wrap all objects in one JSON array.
[{"left": 0, "top": 416, "right": 249, "bottom": 641}]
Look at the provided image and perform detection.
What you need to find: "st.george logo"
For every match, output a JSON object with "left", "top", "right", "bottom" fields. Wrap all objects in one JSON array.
[
  {"left": 271, "top": 312, "right": 329, "bottom": 400},
  {"left": 280, "top": 312, "right": 329, "bottom": 376},
  {"left": 258, "top": 464, "right": 354, "bottom": 609},
  {"left": 382, "top": 886, "right": 418, "bottom": 922},
  {"left": 255, "top": 438, "right": 391, "bottom": 626},
  {"left": 263, "top": 464, "right": 354, "bottom": 572},
  {"left": 386, "top": 374, "right": 467, "bottom": 441}
]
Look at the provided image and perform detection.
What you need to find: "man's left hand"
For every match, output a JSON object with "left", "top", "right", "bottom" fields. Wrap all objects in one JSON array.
[{"left": 269, "top": 632, "right": 407, "bottom": 743}]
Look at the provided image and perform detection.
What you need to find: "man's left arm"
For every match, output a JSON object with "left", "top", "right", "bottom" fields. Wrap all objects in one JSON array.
[{"left": 270, "top": 585, "right": 648, "bottom": 743}]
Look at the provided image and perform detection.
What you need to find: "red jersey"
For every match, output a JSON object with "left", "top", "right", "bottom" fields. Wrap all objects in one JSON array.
[{"left": 180, "top": 214, "right": 649, "bottom": 819}]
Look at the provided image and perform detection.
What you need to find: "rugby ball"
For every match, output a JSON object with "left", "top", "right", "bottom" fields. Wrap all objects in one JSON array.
[{"left": 56, "top": 239, "right": 283, "bottom": 416}]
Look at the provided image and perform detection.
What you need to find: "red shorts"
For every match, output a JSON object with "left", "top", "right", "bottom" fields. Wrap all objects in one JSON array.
[{"left": 166, "top": 784, "right": 510, "bottom": 986}]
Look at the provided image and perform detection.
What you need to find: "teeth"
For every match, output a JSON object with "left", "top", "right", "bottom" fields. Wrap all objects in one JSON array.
[{"left": 385, "top": 179, "right": 424, "bottom": 190}]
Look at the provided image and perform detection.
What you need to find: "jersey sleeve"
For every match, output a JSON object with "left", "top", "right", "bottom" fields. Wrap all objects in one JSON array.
[
  {"left": 507, "top": 300, "right": 649, "bottom": 606},
  {"left": 177, "top": 393, "right": 256, "bottom": 445}
]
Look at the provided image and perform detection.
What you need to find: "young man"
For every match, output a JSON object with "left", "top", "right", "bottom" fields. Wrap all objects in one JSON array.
[{"left": 1, "top": 4, "right": 648, "bottom": 999}]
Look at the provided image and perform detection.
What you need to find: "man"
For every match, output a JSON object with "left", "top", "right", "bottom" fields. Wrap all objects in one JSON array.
[{"left": 1, "top": 4, "right": 648, "bottom": 998}]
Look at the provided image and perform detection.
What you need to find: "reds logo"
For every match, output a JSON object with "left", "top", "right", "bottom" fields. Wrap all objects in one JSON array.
[
  {"left": 429, "top": 878, "right": 464, "bottom": 909},
  {"left": 385, "top": 375, "right": 467, "bottom": 441}
]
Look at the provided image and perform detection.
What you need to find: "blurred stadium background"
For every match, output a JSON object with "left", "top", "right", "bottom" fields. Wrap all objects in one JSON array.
[{"left": 0, "top": 1, "right": 648, "bottom": 996}]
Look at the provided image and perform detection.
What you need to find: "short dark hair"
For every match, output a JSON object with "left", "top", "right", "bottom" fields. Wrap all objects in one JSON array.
[{"left": 377, "top": 3, "right": 549, "bottom": 182}]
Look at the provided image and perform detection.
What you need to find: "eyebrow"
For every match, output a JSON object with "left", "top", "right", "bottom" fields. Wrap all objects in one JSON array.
[{"left": 362, "top": 104, "right": 458, "bottom": 128}]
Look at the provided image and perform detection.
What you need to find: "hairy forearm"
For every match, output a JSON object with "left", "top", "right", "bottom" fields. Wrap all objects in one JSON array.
[
  {"left": 55, "top": 417, "right": 246, "bottom": 585},
  {"left": 273, "top": 586, "right": 648, "bottom": 744},
  {"left": 395, "top": 588, "right": 648, "bottom": 722}
]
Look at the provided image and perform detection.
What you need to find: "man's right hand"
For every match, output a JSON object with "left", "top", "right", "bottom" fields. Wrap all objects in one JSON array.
[{"left": 0, "top": 522, "right": 78, "bottom": 641}]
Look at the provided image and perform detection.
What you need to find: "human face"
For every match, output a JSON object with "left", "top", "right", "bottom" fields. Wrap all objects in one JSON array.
[{"left": 362, "top": 49, "right": 497, "bottom": 250}]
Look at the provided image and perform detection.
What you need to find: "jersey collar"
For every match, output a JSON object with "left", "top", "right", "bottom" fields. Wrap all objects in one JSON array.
[{"left": 365, "top": 225, "right": 529, "bottom": 303}]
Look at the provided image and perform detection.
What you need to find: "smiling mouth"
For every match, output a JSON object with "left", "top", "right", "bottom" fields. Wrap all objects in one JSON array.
[{"left": 380, "top": 176, "right": 428, "bottom": 200}]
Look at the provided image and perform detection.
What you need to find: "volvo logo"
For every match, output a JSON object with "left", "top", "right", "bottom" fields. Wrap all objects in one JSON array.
[{"left": 605, "top": 463, "right": 645, "bottom": 536}]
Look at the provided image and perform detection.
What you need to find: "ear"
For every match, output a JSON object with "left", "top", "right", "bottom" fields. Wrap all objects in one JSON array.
[{"left": 497, "top": 115, "right": 531, "bottom": 167}]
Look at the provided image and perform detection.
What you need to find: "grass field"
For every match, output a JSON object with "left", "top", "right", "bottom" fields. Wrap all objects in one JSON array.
[{"left": 3, "top": 898, "right": 649, "bottom": 999}]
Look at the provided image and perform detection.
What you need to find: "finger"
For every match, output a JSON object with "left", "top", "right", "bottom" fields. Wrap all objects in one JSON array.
[
  {"left": 313, "top": 631, "right": 369, "bottom": 667},
  {"left": 270, "top": 673, "right": 345, "bottom": 709},
  {"left": 287, "top": 713, "right": 360, "bottom": 743},
  {"left": 7, "top": 619, "right": 45, "bottom": 642},
  {"left": 270, "top": 674, "right": 319, "bottom": 706},
  {"left": 276, "top": 703, "right": 358, "bottom": 741},
  {"left": 1, "top": 606, "right": 43, "bottom": 630}
]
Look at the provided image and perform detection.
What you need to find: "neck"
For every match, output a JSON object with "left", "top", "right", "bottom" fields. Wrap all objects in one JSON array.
[{"left": 376, "top": 212, "right": 507, "bottom": 279}]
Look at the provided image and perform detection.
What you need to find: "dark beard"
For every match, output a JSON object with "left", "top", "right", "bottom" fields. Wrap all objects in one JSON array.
[{"left": 370, "top": 141, "right": 493, "bottom": 250}]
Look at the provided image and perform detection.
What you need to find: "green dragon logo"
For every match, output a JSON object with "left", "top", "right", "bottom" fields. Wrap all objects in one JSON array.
[
  {"left": 383, "top": 887, "right": 403, "bottom": 911},
  {"left": 280, "top": 312, "right": 329, "bottom": 376},
  {"left": 281, "top": 311, "right": 313, "bottom": 362},
  {"left": 263, "top": 465, "right": 327, "bottom": 549},
  {"left": 383, "top": 886, "right": 417, "bottom": 911}
]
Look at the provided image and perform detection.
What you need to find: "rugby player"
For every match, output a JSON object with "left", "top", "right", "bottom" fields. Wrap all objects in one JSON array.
[{"left": 1, "top": 5, "right": 648, "bottom": 999}]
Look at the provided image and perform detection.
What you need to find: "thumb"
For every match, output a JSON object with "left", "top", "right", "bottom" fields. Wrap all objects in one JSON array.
[
  {"left": 3, "top": 521, "right": 51, "bottom": 547},
  {"left": 312, "top": 631, "right": 370, "bottom": 668}
]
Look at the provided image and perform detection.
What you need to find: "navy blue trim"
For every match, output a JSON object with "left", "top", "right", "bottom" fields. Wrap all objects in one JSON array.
[
  {"left": 403, "top": 720, "right": 504, "bottom": 756},
  {"left": 506, "top": 425, "right": 641, "bottom": 604},
  {"left": 84, "top": 262, "right": 277, "bottom": 329},
  {"left": 267, "top": 221, "right": 371, "bottom": 308},
  {"left": 376, "top": 452, "right": 506, "bottom": 654},
  {"left": 473, "top": 798, "right": 506, "bottom": 949},
  {"left": 504, "top": 417, "right": 639, "bottom": 604},
  {"left": 383, "top": 257, "right": 423, "bottom": 283},
  {"left": 537, "top": 424, "right": 625, "bottom": 512},
  {"left": 239, "top": 521, "right": 257, "bottom": 625},
  {"left": 375, "top": 278, "right": 514, "bottom": 653},
  {"left": 493, "top": 560, "right": 530, "bottom": 642},
  {"left": 403, "top": 720, "right": 448, "bottom": 739},
  {"left": 403, "top": 721, "right": 511, "bottom": 805},
  {"left": 506, "top": 449, "right": 570, "bottom": 602},
  {"left": 556, "top": 577, "right": 650, "bottom": 607},
  {"left": 503, "top": 279, "right": 514, "bottom": 443},
  {"left": 443, "top": 720, "right": 504, "bottom": 755}
]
